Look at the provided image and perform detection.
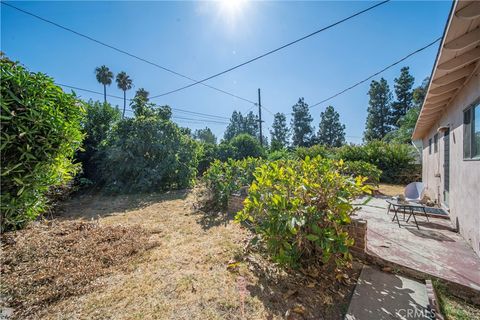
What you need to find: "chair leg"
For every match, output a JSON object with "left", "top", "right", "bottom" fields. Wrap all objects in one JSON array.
[{"left": 423, "top": 207, "right": 429, "bottom": 222}]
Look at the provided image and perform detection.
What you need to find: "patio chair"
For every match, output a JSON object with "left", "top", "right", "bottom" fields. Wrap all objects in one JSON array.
[{"left": 404, "top": 182, "right": 424, "bottom": 203}]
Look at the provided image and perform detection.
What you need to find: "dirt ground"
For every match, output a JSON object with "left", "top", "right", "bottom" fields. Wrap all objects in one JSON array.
[{"left": 2, "top": 189, "right": 362, "bottom": 320}]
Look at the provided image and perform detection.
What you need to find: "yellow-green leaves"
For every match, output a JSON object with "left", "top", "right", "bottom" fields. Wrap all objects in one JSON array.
[{"left": 236, "top": 156, "right": 365, "bottom": 269}]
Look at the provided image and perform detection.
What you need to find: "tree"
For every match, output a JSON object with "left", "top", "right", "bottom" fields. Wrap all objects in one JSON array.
[
  {"left": 224, "top": 111, "right": 259, "bottom": 141},
  {"left": 270, "top": 112, "right": 289, "bottom": 150},
  {"left": 364, "top": 78, "right": 393, "bottom": 141},
  {"left": 95, "top": 65, "right": 114, "bottom": 104},
  {"left": 412, "top": 77, "right": 430, "bottom": 108},
  {"left": 78, "top": 100, "right": 121, "bottom": 180},
  {"left": 135, "top": 88, "right": 149, "bottom": 101},
  {"left": 383, "top": 77, "right": 429, "bottom": 144},
  {"left": 291, "top": 98, "right": 314, "bottom": 147},
  {"left": 116, "top": 71, "right": 133, "bottom": 118},
  {"left": 229, "top": 133, "right": 265, "bottom": 159},
  {"left": 194, "top": 127, "right": 217, "bottom": 144},
  {"left": 316, "top": 105, "right": 346, "bottom": 147},
  {"left": 391, "top": 67, "right": 415, "bottom": 127}
]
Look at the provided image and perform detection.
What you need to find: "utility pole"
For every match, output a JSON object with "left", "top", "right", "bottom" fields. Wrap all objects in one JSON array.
[{"left": 257, "top": 88, "right": 263, "bottom": 146}]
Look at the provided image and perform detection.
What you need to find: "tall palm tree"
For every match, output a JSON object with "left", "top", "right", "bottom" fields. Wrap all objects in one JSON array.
[
  {"left": 95, "top": 65, "right": 114, "bottom": 103},
  {"left": 116, "top": 71, "right": 133, "bottom": 118}
]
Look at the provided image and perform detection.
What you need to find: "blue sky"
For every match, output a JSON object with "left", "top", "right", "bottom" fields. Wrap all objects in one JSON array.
[{"left": 1, "top": 1, "right": 452, "bottom": 143}]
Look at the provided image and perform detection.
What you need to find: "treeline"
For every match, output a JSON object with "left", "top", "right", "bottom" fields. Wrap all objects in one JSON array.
[{"left": 364, "top": 67, "right": 428, "bottom": 143}]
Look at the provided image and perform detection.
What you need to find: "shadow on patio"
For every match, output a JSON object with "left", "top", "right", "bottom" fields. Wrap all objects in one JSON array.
[{"left": 353, "top": 196, "right": 480, "bottom": 304}]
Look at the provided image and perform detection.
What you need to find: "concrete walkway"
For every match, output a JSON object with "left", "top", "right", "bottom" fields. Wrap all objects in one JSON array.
[
  {"left": 346, "top": 266, "right": 431, "bottom": 320},
  {"left": 353, "top": 196, "right": 480, "bottom": 303}
]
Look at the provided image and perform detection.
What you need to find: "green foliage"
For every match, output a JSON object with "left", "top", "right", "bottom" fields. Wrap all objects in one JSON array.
[
  {"left": 267, "top": 148, "right": 293, "bottom": 161},
  {"left": 270, "top": 112, "right": 289, "bottom": 150},
  {"left": 336, "top": 141, "right": 417, "bottom": 184},
  {"left": 391, "top": 66, "right": 415, "bottom": 127},
  {"left": 291, "top": 98, "right": 314, "bottom": 147},
  {"left": 95, "top": 65, "right": 114, "bottom": 103},
  {"left": 340, "top": 161, "right": 382, "bottom": 186},
  {"left": 77, "top": 100, "right": 121, "bottom": 180},
  {"left": 236, "top": 157, "right": 370, "bottom": 268},
  {"left": 364, "top": 78, "right": 393, "bottom": 141},
  {"left": 224, "top": 110, "right": 259, "bottom": 141},
  {"left": 197, "top": 143, "right": 218, "bottom": 175},
  {"left": 229, "top": 133, "right": 265, "bottom": 159},
  {"left": 98, "top": 109, "right": 199, "bottom": 193},
  {"left": 295, "top": 145, "right": 331, "bottom": 160},
  {"left": 203, "top": 158, "right": 264, "bottom": 209},
  {"left": 383, "top": 107, "right": 420, "bottom": 144},
  {"left": 194, "top": 127, "right": 217, "bottom": 145},
  {"left": 316, "top": 105, "right": 346, "bottom": 147},
  {"left": 1, "top": 57, "right": 85, "bottom": 230}
]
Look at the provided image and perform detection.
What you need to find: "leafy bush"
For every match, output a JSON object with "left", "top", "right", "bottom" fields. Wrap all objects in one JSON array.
[
  {"left": 336, "top": 141, "right": 417, "bottom": 184},
  {"left": 295, "top": 144, "right": 332, "bottom": 160},
  {"left": 229, "top": 133, "right": 265, "bottom": 159},
  {"left": 98, "top": 109, "right": 199, "bottom": 193},
  {"left": 216, "top": 142, "right": 237, "bottom": 162},
  {"left": 203, "top": 158, "right": 264, "bottom": 209},
  {"left": 236, "top": 157, "right": 370, "bottom": 268},
  {"left": 267, "top": 148, "right": 293, "bottom": 161},
  {"left": 1, "top": 57, "right": 85, "bottom": 230},
  {"left": 341, "top": 161, "right": 382, "bottom": 186},
  {"left": 77, "top": 100, "right": 121, "bottom": 180},
  {"left": 197, "top": 143, "right": 218, "bottom": 175}
]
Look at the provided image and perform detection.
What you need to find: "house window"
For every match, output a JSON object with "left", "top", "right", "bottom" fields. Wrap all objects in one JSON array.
[
  {"left": 429, "top": 138, "right": 432, "bottom": 154},
  {"left": 434, "top": 134, "right": 438, "bottom": 153},
  {"left": 464, "top": 102, "right": 480, "bottom": 160}
]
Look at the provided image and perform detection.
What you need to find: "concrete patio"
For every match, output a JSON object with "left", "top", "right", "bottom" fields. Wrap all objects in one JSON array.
[{"left": 353, "top": 196, "right": 480, "bottom": 304}]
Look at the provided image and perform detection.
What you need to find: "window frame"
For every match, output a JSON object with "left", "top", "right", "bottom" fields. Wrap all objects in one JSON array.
[{"left": 463, "top": 100, "right": 480, "bottom": 161}]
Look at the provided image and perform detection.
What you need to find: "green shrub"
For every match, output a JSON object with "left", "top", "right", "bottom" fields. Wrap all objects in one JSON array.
[
  {"left": 336, "top": 141, "right": 417, "bottom": 184},
  {"left": 341, "top": 161, "right": 382, "bottom": 186},
  {"left": 295, "top": 144, "right": 332, "bottom": 160},
  {"left": 77, "top": 100, "right": 121, "bottom": 180},
  {"left": 203, "top": 157, "right": 264, "bottom": 209},
  {"left": 98, "top": 111, "right": 199, "bottom": 193},
  {"left": 216, "top": 142, "right": 237, "bottom": 162},
  {"left": 1, "top": 57, "right": 85, "bottom": 230},
  {"left": 236, "top": 157, "right": 370, "bottom": 268},
  {"left": 267, "top": 148, "right": 293, "bottom": 161},
  {"left": 229, "top": 133, "right": 265, "bottom": 159},
  {"left": 197, "top": 142, "right": 218, "bottom": 175}
]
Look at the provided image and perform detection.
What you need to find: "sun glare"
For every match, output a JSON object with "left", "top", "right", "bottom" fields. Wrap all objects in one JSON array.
[{"left": 218, "top": 0, "right": 247, "bottom": 16}]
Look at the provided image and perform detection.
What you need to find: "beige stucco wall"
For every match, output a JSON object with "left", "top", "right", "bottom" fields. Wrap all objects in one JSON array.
[{"left": 421, "top": 69, "right": 480, "bottom": 256}]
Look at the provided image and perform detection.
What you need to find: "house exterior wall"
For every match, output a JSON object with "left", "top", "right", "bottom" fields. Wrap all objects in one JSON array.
[{"left": 421, "top": 70, "right": 480, "bottom": 257}]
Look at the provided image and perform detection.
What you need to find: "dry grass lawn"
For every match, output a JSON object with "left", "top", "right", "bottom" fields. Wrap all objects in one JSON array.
[
  {"left": 377, "top": 184, "right": 405, "bottom": 197},
  {"left": 1, "top": 189, "right": 361, "bottom": 319}
]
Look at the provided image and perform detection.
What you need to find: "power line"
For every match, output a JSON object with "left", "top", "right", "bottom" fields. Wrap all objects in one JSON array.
[
  {"left": 57, "top": 82, "right": 229, "bottom": 121},
  {"left": 1, "top": 1, "right": 256, "bottom": 105},
  {"left": 149, "top": 0, "right": 391, "bottom": 99},
  {"left": 309, "top": 37, "right": 442, "bottom": 108}
]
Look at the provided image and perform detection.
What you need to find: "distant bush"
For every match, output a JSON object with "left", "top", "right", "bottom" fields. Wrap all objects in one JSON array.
[
  {"left": 77, "top": 100, "right": 121, "bottom": 181},
  {"left": 229, "top": 133, "right": 265, "bottom": 159},
  {"left": 267, "top": 148, "right": 293, "bottom": 161},
  {"left": 197, "top": 143, "right": 218, "bottom": 175},
  {"left": 341, "top": 160, "right": 382, "bottom": 186},
  {"left": 1, "top": 57, "right": 85, "bottom": 230},
  {"left": 236, "top": 157, "right": 370, "bottom": 268},
  {"left": 336, "top": 141, "right": 417, "bottom": 184},
  {"left": 203, "top": 158, "right": 264, "bottom": 209},
  {"left": 295, "top": 144, "right": 332, "bottom": 160},
  {"left": 98, "top": 108, "right": 199, "bottom": 193}
]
